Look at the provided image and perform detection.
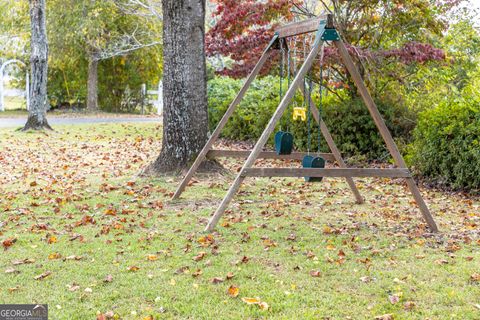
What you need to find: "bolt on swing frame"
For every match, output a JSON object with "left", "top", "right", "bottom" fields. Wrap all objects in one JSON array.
[{"left": 173, "top": 14, "right": 439, "bottom": 233}]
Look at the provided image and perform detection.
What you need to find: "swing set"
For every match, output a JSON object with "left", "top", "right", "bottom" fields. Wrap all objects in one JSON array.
[{"left": 173, "top": 14, "right": 439, "bottom": 233}]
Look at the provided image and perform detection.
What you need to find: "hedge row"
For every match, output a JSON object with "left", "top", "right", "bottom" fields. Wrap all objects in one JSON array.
[{"left": 208, "top": 76, "right": 416, "bottom": 160}]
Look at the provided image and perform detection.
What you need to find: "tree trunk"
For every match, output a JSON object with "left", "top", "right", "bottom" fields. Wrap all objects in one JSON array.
[
  {"left": 87, "top": 57, "right": 99, "bottom": 111},
  {"left": 145, "top": 0, "right": 209, "bottom": 174},
  {"left": 23, "top": 0, "right": 51, "bottom": 131}
]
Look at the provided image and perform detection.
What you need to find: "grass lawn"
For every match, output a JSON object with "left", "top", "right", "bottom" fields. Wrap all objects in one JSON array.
[{"left": 0, "top": 123, "right": 479, "bottom": 319}]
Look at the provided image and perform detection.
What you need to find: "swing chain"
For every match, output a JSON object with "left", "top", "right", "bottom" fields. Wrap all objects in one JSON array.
[{"left": 318, "top": 59, "right": 324, "bottom": 153}]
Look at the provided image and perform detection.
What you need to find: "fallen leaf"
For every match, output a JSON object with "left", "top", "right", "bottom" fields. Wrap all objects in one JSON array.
[
  {"left": 470, "top": 273, "right": 480, "bottom": 282},
  {"left": 147, "top": 254, "right": 158, "bottom": 261},
  {"left": 104, "top": 274, "right": 113, "bottom": 283},
  {"left": 389, "top": 294, "right": 400, "bottom": 304},
  {"left": 127, "top": 266, "right": 140, "bottom": 272},
  {"left": 34, "top": 271, "right": 52, "bottom": 280},
  {"left": 192, "top": 269, "right": 202, "bottom": 278},
  {"left": 68, "top": 284, "right": 80, "bottom": 292},
  {"left": 404, "top": 301, "right": 416, "bottom": 310},
  {"left": 8, "top": 286, "right": 20, "bottom": 293},
  {"left": 360, "top": 276, "right": 373, "bottom": 283},
  {"left": 47, "top": 236, "right": 57, "bottom": 244},
  {"left": 193, "top": 252, "right": 206, "bottom": 262},
  {"left": 5, "top": 268, "right": 20, "bottom": 274},
  {"left": 310, "top": 270, "right": 321, "bottom": 277},
  {"left": 226, "top": 272, "right": 235, "bottom": 280},
  {"left": 241, "top": 297, "right": 261, "bottom": 305},
  {"left": 12, "top": 258, "right": 35, "bottom": 265},
  {"left": 227, "top": 285, "right": 239, "bottom": 298},
  {"left": 374, "top": 314, "right": 394, "bottom": 320},
  {"left": 258, "top": 301, "right": 269, "bottom": 310},
  {"left": 210, "top": 277, "right": 224, "bottom": 284},
  {"left": 434, "top": 259, "right": 448, "bottom": 265},
  {"left": 48, "top": 252, "right": 62, "bottom": 260},
  {"left": 2, "top": 238, "right": 17, "bottom": 250}
]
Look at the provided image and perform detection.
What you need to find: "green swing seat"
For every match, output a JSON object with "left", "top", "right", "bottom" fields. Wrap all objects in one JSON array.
[
  {"left": 302, "top": 155, "right": 326, "bottom": 182},
  {"left": 275, "top": 131, "right": 293, "bottom": 155}
]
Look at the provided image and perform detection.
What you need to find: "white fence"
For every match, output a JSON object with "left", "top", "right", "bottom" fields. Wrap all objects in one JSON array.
[
  {"left": 142, "top": 81, "right": 163, "bottom": 115},
  {"left": 0, "top": 59, "right": 29, "bottom": 111}
]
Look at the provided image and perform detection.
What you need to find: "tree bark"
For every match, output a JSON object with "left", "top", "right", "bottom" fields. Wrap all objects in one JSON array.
[
  {"left": 87, "top": 57, "right": 99, "bottom": 111},
  {"left": 23, "top": 0, "right": 51, "bottom": 131},
  {"left": 145, "top": 0, "right": 209, "bottom": 174}
]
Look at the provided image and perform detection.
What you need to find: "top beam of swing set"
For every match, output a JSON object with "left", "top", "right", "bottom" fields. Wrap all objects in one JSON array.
[{"left": 274, "top": 14, "right": 331, "bottom": 38}]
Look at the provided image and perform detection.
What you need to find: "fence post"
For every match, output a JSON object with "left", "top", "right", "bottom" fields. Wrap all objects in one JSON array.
[
  {"left": 141, "top": 83, "right": 146, "bottom": 115},
  {"left": 0, "top": 72, "right": 4, "bottom": 112}
]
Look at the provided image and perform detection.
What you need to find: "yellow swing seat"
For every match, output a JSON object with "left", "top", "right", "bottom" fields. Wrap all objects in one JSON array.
[{"left": 292, "top": 107, "right": 307, "bottom": 121}]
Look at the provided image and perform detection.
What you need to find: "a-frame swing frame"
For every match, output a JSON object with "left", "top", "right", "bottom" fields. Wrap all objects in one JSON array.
[{"left": 173, "top": 14, "right": 439, "bottom": 233}]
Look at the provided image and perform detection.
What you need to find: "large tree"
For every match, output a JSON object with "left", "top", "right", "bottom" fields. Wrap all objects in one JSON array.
[
  {"left": 23, "top": 0, "right": 51, "bottom": 130},
  {"left": 144, "top": 0, "right": 209, "bottom": 173}
]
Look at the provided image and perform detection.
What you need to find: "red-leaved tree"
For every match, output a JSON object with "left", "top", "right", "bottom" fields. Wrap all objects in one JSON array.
[
  {"left": 206, "top": 0, "right": 296, "bottom": 78},
  {"left": 206, "top": 0, "right": 460, "bottom": 88}
]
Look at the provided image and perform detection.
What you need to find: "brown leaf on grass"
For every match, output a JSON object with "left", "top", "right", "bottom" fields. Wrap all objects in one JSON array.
[
  {"left": 175, "top": 266, "right": 190, "bottom": 275},
  {"left": 2, "top": 238, "right": 16, "bottom": 250},
  {"left": 404, "top": 301, "right": 416, "bottom": 310},
  {"left": 146, "top": 254, "right": 158, "bottom": 261},
  {"left": 12, "top": 258, "right": 35, "bottom": 265},
  {"left": 48, "top": 252, "right": 61, "bottom": 260},
  {"left": 241, "top": 297, "right": 261, "bottom": 305},
  {"left": 192, "top": 269, "right": 202, "bottom": 278},
  {"left": 227, "top": 285, "right": 239, "bottom": 298},
  {"left": 263, "top": 238, "right": 277, "bottom": 249},
  {"left": 310, "top": 270, "right": 321, "bottom": 277},
  {"left": 198, "top": 234, "right": 215, "bottom": 247},
  {"left": 65, "top": 255, "right": 83, "bottom": 261},
  {"left": 258, "top": 302, "right": 269, "bottom": 310},
  {"left": 104, "top": 208, "right": 117, "bottom": 216},
  {"left": 68, "top": 284, "right": 80, "bottom": 292},
  {"left": 286, "top": 233, "right": 296, "bottom": 241},
  {"left": 359, "top": 276, "right": 373, "bottom": 283},
  {"left": 34, "top": 271, "right": 52, "bottom": 280},
  {"left": 226, "top": 272, "right": 235, "bottom": 280},
  {"left": 8, "top": 286, "right": 20, "bottom": 293},
  {"left": 470, "top": 273, "right": 480, "bottom": 282},
  {"left": 241, "top": 297, "right": 269, "bottom": 310},
  {"left": 210, "top": 277, "right": 224, "bottom": 284},
  {"left": 5, "top": 268, "right": 20, "bottom": 274},
  {"left": 388, "top": 294, "right": 400, "bottom": 305},
  {"left": 47, "top": 235, "right": 57, "bottom": 244},
  {"left": 374, "top": 315, "right": 394, "bottom": 320},
  {"left": 434, "top": 259, "right": 449, "bottom": 265},
  {"left": 193, "top": 252, "right": 206, "bottom": 262},
  {"left": 127, "top": 266, "right": 140, "bottom": 272}
]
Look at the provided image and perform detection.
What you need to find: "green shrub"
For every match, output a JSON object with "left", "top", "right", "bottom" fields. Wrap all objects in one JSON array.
[
  {"left": 208, "top": 76, "right": 416, "bottom": 160},
  {"left": 408, "top": 95, "right": 480, "bottom": 190}
]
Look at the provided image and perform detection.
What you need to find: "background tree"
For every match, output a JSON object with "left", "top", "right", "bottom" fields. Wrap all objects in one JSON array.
[
  {"left": 47, "top": 0, "right": 161, "bottom": 111},
  {"left": 144, "top": 0, "right": 209, "bottom": 173},
  {"left": 23, "top": 0, "right": 51, "bottom": 130}
]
